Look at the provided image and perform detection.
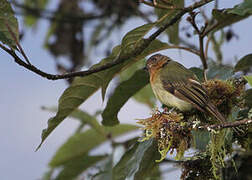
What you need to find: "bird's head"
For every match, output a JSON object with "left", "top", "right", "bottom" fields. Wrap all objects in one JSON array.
[{"left": 145, "top": 54, "right": 171, "bottom": 72}]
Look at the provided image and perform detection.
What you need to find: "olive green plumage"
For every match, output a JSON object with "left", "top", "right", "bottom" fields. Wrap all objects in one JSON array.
[{"left": 146, "top": 54, "right": 225, "bottom": 123}]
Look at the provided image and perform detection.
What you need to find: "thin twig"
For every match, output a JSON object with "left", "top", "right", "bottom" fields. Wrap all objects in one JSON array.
[
  {"left": 202, "top": 22, "right": 220, "bottom": 37},
  {"left": 204, "top": 35, "right": 211, "bottom": 58},
  {"left": 1, "top": 0, "right": 213, "bottom": 80},
  {"left": 169, "top": 45, "right": 200, "bottom": 56},
  {"left": 187, "top": 11, "right": 212, "bottom": 81}
]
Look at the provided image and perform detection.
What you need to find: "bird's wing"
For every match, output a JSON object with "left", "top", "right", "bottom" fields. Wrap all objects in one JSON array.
[{"left": 160, "top": 61, "right": 225, "bottom": 123}]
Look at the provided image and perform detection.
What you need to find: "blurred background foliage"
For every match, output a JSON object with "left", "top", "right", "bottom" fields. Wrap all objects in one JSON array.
[{"left": 1, "top": 0, "right": 252, "bottom": 179}]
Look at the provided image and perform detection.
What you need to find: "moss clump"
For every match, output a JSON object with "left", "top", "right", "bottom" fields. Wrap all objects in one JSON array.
[
  {"left": 203, "top": 79, "right": 245, "bottom": 116},
  {"left": 203, "top": 79, "right": 245, "bottom": 115},
  {"left": 137, "top": 110, "right": 192, "bottom": 162}
]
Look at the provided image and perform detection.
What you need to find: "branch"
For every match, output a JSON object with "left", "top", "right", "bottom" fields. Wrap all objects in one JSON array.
[
  {"left": 161, "top": 118, "right": 252, "bottom": 132},
  {"left": 2, "top": 0, "right": 213, "bottom": 80},
  {"left": 197, "top": 119, "right": 252, "bottom": 130},
  {"left": 187, "top": 11, "right": 210, "bottom": 81}
]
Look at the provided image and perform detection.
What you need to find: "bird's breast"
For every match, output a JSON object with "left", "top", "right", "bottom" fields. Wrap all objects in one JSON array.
[{"left": 150, "top": 75, "right": 192, "bottom": 111}]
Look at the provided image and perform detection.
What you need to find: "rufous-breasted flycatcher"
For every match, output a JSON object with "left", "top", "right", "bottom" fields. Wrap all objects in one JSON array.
[{"left": 146, "top": 53, "right": 225, "bottom": 123}]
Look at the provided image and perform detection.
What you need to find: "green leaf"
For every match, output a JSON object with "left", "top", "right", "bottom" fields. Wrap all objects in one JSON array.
[
  {"left": 211, "top": 9, "right": 247, "bottom": 32},
  {"left": 207, "top": 61, "right": 233, "bottom": 80},
  {"left": 227, "top": 0, "right": 252, "bottom": 16},
  {"left": 134, "top": 141, "right": 161, "bottom": 180},
  {"left": 42, "top": 106, "right": 106, "bottom": 136},
  {"left": 55, "top": 155, "right": 106, "bottom": 180},
  {"left": 234, "top": 54, "right": 252, "bottom": 72},
  {"left": 112, "top": 139, "right": 160, "bottom": 180},
  {"left": 49, "top": 124, "right": 138, "bottom": 167},
  {"left": 245, "top": 89, "right": 252, "bottom": 108},
  {"left": 211, "top": 0, "right": 252, "bottom": 32},
  {"left": 121, "top": 23, "right": 155, "bottom": 51},
  {"left": 244, "top": 75, "right": 252, "bottom": 87},
  {"left": 154, "top": 0, "right": 184, "bottom": 45},
  {"left": 0, "top": 0, "right": 19, "bottom": 48},
  {"left": 36, "top": 45, "right": 121, "bottom": 150},
  {"left": 102, "top": 69, "right": 150, "bottom": 126}
]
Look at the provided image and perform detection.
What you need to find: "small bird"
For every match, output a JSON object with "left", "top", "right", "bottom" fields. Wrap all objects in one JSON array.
[{"left": 146, "top": 54, "right": 225, "bottom": 123}]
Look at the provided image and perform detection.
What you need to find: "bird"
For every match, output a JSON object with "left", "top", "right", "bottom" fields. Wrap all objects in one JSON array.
[{"left": 145, "top": 53, "right": 225, "bottom": 123}]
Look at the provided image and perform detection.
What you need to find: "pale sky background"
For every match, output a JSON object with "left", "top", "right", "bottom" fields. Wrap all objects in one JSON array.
[{"left": 0, "top": 0, "right": 251, "bottom": 180}]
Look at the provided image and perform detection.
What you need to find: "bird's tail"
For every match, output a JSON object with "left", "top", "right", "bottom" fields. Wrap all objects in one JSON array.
[
  {"left": 206, "top": 102, "right": 245, "bottom": 135},
  {"left": 206, "top": 102, "right": 225, "bottom": 123}
]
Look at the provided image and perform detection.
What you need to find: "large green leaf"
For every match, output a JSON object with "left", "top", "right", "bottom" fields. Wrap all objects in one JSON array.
[
  {"left": 121, "top": 23, "right": 155, "bottom": 51},
  {"left": 102, "top": 69, "right": 149, "bottom": 126},
  {"left": 36, "top": 45, "right": 120, "bottom": 150},
  {"left": 49, "top": 124, "right": 138, "bottom": 167},
  {"left": 211, "top": 9, "right": 248, "bottom": 32},
  {"left": 133, "top": 141, "right": 161, "bottom": 180},
  {"left": 42, "top": 106, "right": 106, "bottom": 135},
  {"left": 234, "top": 54, "right": 252, "bottom": 73},
  {"left": 244, "top": 75, "right": 252, "bottom": 87},
  {"left": 228, "top": 0, "right": 252, "bottom": 16},
  {"left": 0, "top": 0, "right": 19, "bottom": 48},
  {"left": 112, "top": 139, "right": 160, "bottom": 180},
  {"left": 211, "top": 0, "right": 252, "bottom": 32},
  {"left": 55, "top": 155, "right": 106, "bottom": 180}
]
